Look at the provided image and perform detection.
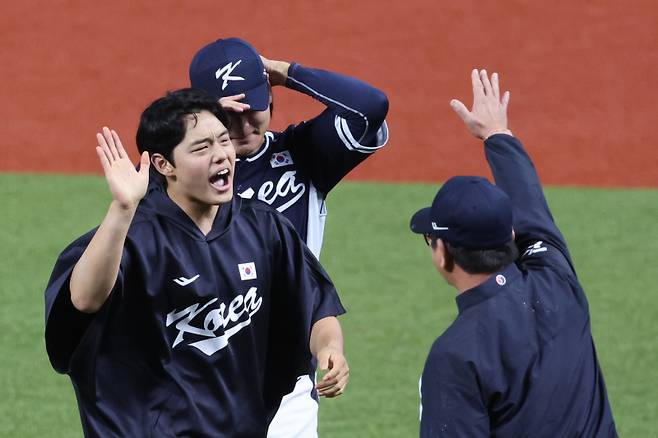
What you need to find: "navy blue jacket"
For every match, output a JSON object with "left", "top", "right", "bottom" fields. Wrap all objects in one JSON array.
[
  {"left": 44, "top": 191, "right": 344, "bottom": 437},
  {"left": 419, "top": 135, "right": 617, "bottom": 437},
  {"left": 234, "top": 62, "right": 389, "bottom": 257}
]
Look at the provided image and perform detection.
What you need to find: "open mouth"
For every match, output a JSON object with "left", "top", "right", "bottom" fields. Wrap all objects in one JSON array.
[{"left": 209, "top": 168, "right": 231, "bottom": 191}]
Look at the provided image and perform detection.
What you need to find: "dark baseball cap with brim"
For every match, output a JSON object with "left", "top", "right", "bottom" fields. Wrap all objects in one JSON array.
[
  {"left": 189, "top": 37, "right": 270, "bottom": 111},
  {"left": 410, "top": 176, "right": 513, "bottom": 249}
]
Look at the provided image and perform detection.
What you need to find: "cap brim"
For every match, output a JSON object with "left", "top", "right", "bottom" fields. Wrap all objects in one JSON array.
[
  {"left": 242, "top": 80, "right": 270, "bottom": 111},
  {"left": 409, "top": 207, "right": 433, "bottom": 234}
]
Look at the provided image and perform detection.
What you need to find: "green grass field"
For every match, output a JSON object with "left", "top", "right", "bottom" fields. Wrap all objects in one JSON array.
[{"left": 1, "top": 173, "right": 657, "bottom": 437}]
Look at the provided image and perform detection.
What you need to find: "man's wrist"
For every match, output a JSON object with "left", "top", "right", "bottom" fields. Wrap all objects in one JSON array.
[
  {"left": 484, "top": 128, "right": 513, "bottom": 141},
  {"left": 270, "top": 61, "right": 291, "bottom": 86}
]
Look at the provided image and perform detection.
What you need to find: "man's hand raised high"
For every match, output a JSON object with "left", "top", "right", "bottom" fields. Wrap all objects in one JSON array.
[
  {"left": 450, "top": 69, "right": 512, "bottom": 140},
  {"left": 95, "top": 127, "right": 150, "bottom": 211}
]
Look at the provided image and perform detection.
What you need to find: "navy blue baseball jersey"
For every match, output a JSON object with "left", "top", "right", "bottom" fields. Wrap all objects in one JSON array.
[
  {"left": 419, "top": 135, "right": 617, "bottom": 437},
  {"left": 44, "top": 190, "right": 345, "bottom": 437},
  {"left": 234, "top": 63, "right": 389, "bottom": 257}
]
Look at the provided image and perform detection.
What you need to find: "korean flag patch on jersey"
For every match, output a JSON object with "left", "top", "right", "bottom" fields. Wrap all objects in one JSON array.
[
  {"left": 238, "top": 262, "right": 257, "bottom": 280},
  {"left": 270, "top": 150, "right": 294, "bottom": 168}
]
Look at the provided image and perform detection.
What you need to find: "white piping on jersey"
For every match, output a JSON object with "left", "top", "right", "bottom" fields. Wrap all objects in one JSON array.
[
  {"left": 287, "top": 75, "right": 372, "bottom": 143},
  {"left": 335, "top": 117, "right": 388, "bottom": 154},
  {"left": 235, "top": 132, "right": 273, "bottom": 162},
  {"left": 305, "top": 182, "right": 326, "bottom": 259}
]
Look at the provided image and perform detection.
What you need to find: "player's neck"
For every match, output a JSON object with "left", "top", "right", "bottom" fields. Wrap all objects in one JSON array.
[
  {"left": 166, "top": 190, "right": 220, "bottom": 236},
  {"left": 449, "top": 270, "right": 494, "bottom": 294}
]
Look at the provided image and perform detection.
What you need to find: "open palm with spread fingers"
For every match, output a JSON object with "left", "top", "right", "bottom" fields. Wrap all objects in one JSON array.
[
  {"left": 450, "top": 69, "right": 511, "bottom": 140},
  {"left": 95, "top": 127, "right": 150, "bottom": 210}
]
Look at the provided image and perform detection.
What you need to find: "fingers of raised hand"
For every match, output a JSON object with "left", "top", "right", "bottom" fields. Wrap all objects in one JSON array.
[
  {"left": 111, "top": 129, "right": 127, "bottom": 157},
  {"left": 491, "top": 72, "right": 500, "bottom": 100},
  {"left": 480, "top": 69, "right": 494, "bottom": 96},
  {"left": 218, "top": 94, "right": 250, "bottom": 113},
  {"left": 502, "top": 90, "right": 511, "bottom": 110},
  {"left": 450, "top": 99, "right": 470, "bottom": 121},
  {"left": 471, "top": 69, "right": 484, "bottom": 97},
  {"left": 97, "top": 127, "right": 124, "bottom": 162},
  {"left": 95, "top": 146, "right": 112, "bottom": 173}
]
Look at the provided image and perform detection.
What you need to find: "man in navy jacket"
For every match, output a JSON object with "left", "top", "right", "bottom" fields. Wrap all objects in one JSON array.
[
  {"left": 44, "top": 89, "right": 346, "bottom": 437},
  {"left": 410, "top": 69, "right": 617, "bottom": 437}
]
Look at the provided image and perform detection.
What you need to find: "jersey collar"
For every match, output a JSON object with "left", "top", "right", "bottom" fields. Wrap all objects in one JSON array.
[
  {"left": 141, "top": 186, "right": 236, "bottom": 241},
  {"left": 455, "top": 263, "right": 522, "bottom": 314},
  {"left": 235, "top": 132, "right": 273, "bottom": 163}
]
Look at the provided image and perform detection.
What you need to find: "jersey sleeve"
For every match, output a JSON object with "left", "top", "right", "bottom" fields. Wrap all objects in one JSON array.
[
  {"left": 420, "top": 345, "right": 489, "bottom": 437},
  {"left": 484, "top": 134, "right": 575, "bottom": 274},
  {"left": 44, "top": 229, "right": 127, "bottom": 375},
  {"left": 283, "top": 63, "right": 389, "bottom": 194},
  {"left": 273, "top": 213, "right": 346, "bottom": 323}
]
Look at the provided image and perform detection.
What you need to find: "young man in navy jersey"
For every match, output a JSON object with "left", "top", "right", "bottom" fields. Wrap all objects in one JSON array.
[
  {"left": 44, "top": 89, "right": 348, "bottom": 437},
  {"left": 410, "top": 70, "right": 616, "bottom": 436},
  {"left": 188, "top": 37, "right": 389, "bottom": 437}
]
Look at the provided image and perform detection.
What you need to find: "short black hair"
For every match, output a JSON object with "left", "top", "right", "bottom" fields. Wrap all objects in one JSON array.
[
  {"left": 430, "top": 237, "right": 518, "bottom": 274},
  {"left": 136, "top": 88, "right": 229, "bottom": 164}
]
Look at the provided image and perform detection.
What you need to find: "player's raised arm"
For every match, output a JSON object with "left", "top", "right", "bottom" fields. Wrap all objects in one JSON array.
[
  {"left": 274, "top": 60, "right": 389, "bottom": 193},
  {"left": 451, "top": 69, "right": 573, "bottom": 268},
  {"left": 69, "top": 127, "right": 150, "bottom": 313}
]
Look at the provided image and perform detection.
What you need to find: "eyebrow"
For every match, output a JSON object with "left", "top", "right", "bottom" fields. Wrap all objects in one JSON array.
[{"left": 188, "top": 128, "right": 229, "bottom": 147}]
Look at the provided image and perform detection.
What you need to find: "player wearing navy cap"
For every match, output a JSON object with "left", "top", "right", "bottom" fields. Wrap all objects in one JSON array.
[
  {"left": 410, "top": 70, "right": 617, "bottom": 437},
  {"left": 189, "top": 37, "right": 389, "bottom": 437},
  {"left": 44, "top": 88, "right": 347, "bottom": 437}
]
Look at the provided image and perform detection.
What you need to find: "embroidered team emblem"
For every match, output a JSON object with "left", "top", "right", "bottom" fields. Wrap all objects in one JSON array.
[
  {"left": 496, "top": 274, "right": 507, "bottom": 286},
  {"left": 270, "top": 150, "right": 294, "bottom": 168},
  {"left": 215, "top": 60, "right": 245, "bottom": 90},
  {"left": 238, "top": 187, "right": 255, "bottom": 199},
  {"left": 238, "top": 262, "right": 257, "bottom": 280},
  {"left": 524, "top": 241, "right": 548, "bottom": 257},
  {"left": 173, "top": 274, "right": 200, "bottom": 286}
]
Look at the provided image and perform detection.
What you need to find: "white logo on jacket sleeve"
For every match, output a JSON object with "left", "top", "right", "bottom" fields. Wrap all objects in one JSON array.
[
  {"left": 523, "top": 241, "right": 548, "bottom": 257},
  {"left": 270, "top": 150, "right": 294, "bottom": 168},
  {"left": 165, "top": 287, "right": 263, "bottom": 356},
  {"left": 238, "top": 262, "right": 257, "bottom": 280},
  {"left": 215, "top": 61, "right": 245, "bottom": 90}
]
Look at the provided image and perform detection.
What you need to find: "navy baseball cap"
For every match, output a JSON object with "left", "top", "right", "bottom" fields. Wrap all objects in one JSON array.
[
  {"left": 410, "top": 176, "right": 513, "bottom": 249},
  {"left": 189, "top": 38, "right": 270, "bottom": 111}
]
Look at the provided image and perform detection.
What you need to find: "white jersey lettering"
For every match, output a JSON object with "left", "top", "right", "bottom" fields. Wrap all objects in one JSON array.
[
  {"left": 165, "top": 287, "right": 262, "bottom": 356},
  {"left": 256, "top": 170, "right": 306, "bottom": 213}
]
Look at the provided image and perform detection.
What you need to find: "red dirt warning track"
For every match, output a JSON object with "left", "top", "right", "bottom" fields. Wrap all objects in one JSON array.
[{"left": 1, "top": 1, "right": 657, "bottom": 187}]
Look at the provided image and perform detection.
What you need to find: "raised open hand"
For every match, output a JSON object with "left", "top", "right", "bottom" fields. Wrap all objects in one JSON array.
[
  {"left": 95, "top": 127, "right": 150, "bottom": 210},
  {"left": 451, "top": 69, "right": 512, "bottom": 140}
]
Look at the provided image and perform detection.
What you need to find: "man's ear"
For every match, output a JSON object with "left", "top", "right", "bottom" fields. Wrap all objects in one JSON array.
[
  {"left": 151, "top": 153, "right": 174, "bottom": 177},
  {"left": 437, "top": 239, "right": 454, "bottom": 273}
]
